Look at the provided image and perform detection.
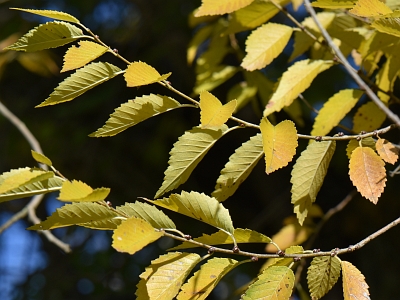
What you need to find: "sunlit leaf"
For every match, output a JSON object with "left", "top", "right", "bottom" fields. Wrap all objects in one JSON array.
[
  {"left": 61, "top": 41, "right": 107, "bottom": 72},
  {"left": 177, "top": 258, "right": 239, "bottom": 300},
  {"left": 349, "top": 146, "right": 386, "bottom": 204},
  {"left": 352, "top": 101, "right": 386, "bottom": 133},
  {"left": 264, "top": 59, "right": 333, "bottom": 116},
  {"left": 307, "top": 256, "right": 341, "bottom": 299},
  {"left": 117, "top": 201, "right": 176, "bottom": 229},
  {"left": 0, "top": 167, "right": 54, "bottom": 194},
  {"left": 376, "top": 138, "right": 399, "bottom": 164},
  {"left": 148, "top": 191, "right": 234, "bottom": 234},
  {"left": 199, "top": 91, "right": 237, "bottom": 128},
  {"left": 349, "top": 0, "right": 392, "bottom": 17},
  {"left": 155, "top": 125, "right": 229, "bottom": 198},
  {"left": 36, "top": 62, "right": 122, "bottom": 107},
  {"left": 212, "top": 133, "right": 263, "bottom": 202},
  {"left": 169, "top": 228, "right": 271, "bottom": 250},
  {"left": 311, "top": 89, "right": 363, "bottom": 136},
  {"left": 89, "top": 94, "right": 181, "bottom": 137},
  {"left": 241, "top": 23, "right": 293, "bottom": 71},
  {"left": 195, "top": 0, "right": 254, "bottom": 16},
  {"left": 342, "top": 261, "right": 370, "bottom": 300},
  {"left": 346, "top": 137, "right": 376, "bottom": 159},
  {"left": 260, "top": 118, "right": 298, "bottom": 174},
  {"left": 58, "top": 180, "right": 110, "bottom": 202},
  {"left": 28, "top": 202, "right": 119, "bottom": 230},
  {"left": 112, "top": 217, "right": 163, "bottom": 255},
  {"left": 263, "top": 246, "right": 304, "bottom": 269},
  {"left": 11, "top": 8, "right": 80, "bottom": 23},
  {"left": 242, "top": 266, "right": 294, "bottom": 300},
  {"left": 124, "top": 61, "right": 171, "bottom": 87},
  {"left": 187, "top": 25, "right": 213, "bottom": 65},
  {"left": 4, "top": 21, "right": 85, "bottom": 52},
  {"left": 372, "top": 17, "right": 400, "bottom": 37},
  {"left": 312, "top": 0, "right": 356, "bottom": 8},
  {"left": 31, "top": 150, "right": 53, "bottom": 166}
]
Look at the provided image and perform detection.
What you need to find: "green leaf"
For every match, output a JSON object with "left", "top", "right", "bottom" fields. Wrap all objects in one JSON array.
[
  {"left": 136, "top": 252, "right": 201, "bottom": 300},
  {"left": 31, "top": 150, "right": 53, "bottom": 166},
  {"left": 4, "top": 21, "right": 85, "bottom": 52},
  {"left": 169, "top": 228, "right": 271, "bottom": 251},
  {"left": 28, "top": 202, "right": 119, "bottom": 230},
  {"left": 195, "top": 0, "right": 254, "bottom": 16},
  {"left": 372, "top": 16, "right": 400, "bottom": 37},
  {"left": 266, "top": 245, "right": 304, "bottom": 268},
  {"left": 0, "top": 167, "right": 54, "bottom": 194},
  {"left": 291, "top": 141, "right": 336, "bottom": 225},
  {"left": 244, "top": 71, "right": 274, "bottom": 106},
  {"left": 311, "top": 89, "right": 363, "bottom": 137},
  {"left": 148, "top": 191, "right": 234, "bottom": 234},
  {"left": 212, "top": 133, "right": 263, "bottom": 201},
  {"left": 36, "top": 62, "right": 122, "bottom": 107},
  {"left": 89, "top": 94, "right": 181, "bottom": 137},
  {"left": 194, "top": 65, "right": 238, "bottom": 94},
  {"left": 264, "top": 59, "right": 334, "bottom": 116},
  {"left": 117, "top": 201, "right": 176, "bottom": 229},
  {"left": 346, "top": 137, "right": 376, "bottom": 159},
  {"left": 353, "top": 101, "right": 386, "bottom": 133},
  {"left": 307, "top": 256, "right": 341, "bottom": 299},
  {"left": 242, "top": 266, "right": 294, "bottom": 300},
  {"left": 177, "top": 258, "right": 239, "bottom": 300},
  {"left": 58, "top": 180, "right": 110, "bottom": 202},
  {"left": 155, "top": 125, "right": 229, "bottom": 198},
  {"left": 124, "top": 61, "right": 171, "bottom": 87},
  {"left": 187, "top": 25, "right": 213, "bottom": 65},
  {"left": 112, "top": 217, "right": 163, "bottom": 255},
  {"left": 226, "top": 81, "right": 257, "bottom": 112},
  {"left": 11, "top": 8, "right": 80, "bottom": 23}
]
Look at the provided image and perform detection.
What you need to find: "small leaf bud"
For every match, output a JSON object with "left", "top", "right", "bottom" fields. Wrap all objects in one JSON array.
[
  {"left": 232, "top": 246, "right": 240, "bottom": 253},
  {"left": 208, "top": 247, "right": 215, "bottom": 254},
  {"left": 293, "top": 257, "right": 301, "bottom": 262},
  {"left": 184, "top": 235, "right": 191, "bottom": 240},
  {"left": 338, "top": 132, "right": 344, "bottom": 137},
  {"left": 277, "top": 250, "right": 285, "bottom": 257},
  {"left": 251, "top": 256, "right": 258, "bottom": 262},
  {"left": 315, "top": 136, "right": 322, "bottom": 142}
]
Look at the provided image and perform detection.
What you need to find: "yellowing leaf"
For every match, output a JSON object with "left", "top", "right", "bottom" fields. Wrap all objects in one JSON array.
[
  {"left": 260, "top": 118, "right": 298, "bottom": 174},
  {"left": 264, "top": 60, "right": 333, "bottom": 116},
  {"left": 227, "top": 81, "right": 257, "bottom": 112},
  {"left": 265, "top": 222, "right": 313, "bottom": 252},
  {"left": 89, "top": 94, "right": 181, "bottom": 137},
  {"left": 263, "top": 246, "right": 304, "bottom": 269},
  {"left": 349, "top": 0, "right": 392, "bottom": 17},
  {"left": 0, "top": 167, "right": 54, "bottom": 194},
  {"left": 352, "top": 101, "right": 386, "bottom": 133},
  {"left": 312, "top": 0, "right": 356, "bottom": 8},
  {"left": 124, "top": 61, "right": 171, "bottom": 87},
  {"left": 291, "top": 141, "right": 336, "bottom": 225},
  {"left": 241, "top": 23, "right": 293, "bottom": 71},
  {"left": 212, "top": 133, "right": 263, "bottom": 201},
  {"left": 376, "top": 138, "right": 399, "bottom": 164},
  {"left": 242, "top": 266, "right": 294, "bottom": 300},
  {"left": 31, "top": 150, "right": 53, "bottom": 166},
  {"left": 346, "top": 137, "right": 376, "bottom": 159},
  {"left": 36, "top": 62, "right": 122, "bottom": 107},
  {"left": 61, "top": 41, "right": 107, "bottom": 72},
  {"left": 195, "top": 0, "right": 254, "bottom": 16},
  {"left": 11, "top": 8, "right": 80, "bottom": 23},
  {"left": 342, "top": 261, "right": 370, "bottom": 300},
  {"left": 5, "top": 21, "right": 85, "bottom": 52},
  {"left": 194, "top": 65, "right": 238, "bottom": 94},
  {"left": 307, "top": 256, "right": 341, "bottom": 299},
  {"left": 169, "top": 228, "right": 271, "bottom": 250},
  {"left": 155, "top": 125, "right": 229, "bottom": 198},
  {"left": 349, "top": 146, "right": 386, "bottom": 204},
  {"left": 199, "top": 91, "right": 237, "bottom": 127},
  {"left": 372, "top": 17, "right": 400, "bottom": 37},
  {"left": 149, "top": 191, "right": 234, "bottom": 234},
  {"left": 177, "top": 258, "right": 239, "bottom": 300},
  {"left": 311, "top": 89, "right": 363, "bottom": 136},
  {"left": 187, "top": 25, "right": 213, "bottom": 65},
  {"left": 58, "top": 180, "right": 110, "bottom": 202}
]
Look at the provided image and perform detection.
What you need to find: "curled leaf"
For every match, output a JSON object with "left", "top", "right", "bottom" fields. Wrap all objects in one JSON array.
[
  {"left": 58, "top": 180, "right": 110, "bottom": 202},
  {"left": 199, "top": 90, "right": 237, "bottom": 128},
  {"left": 376, "top": 138, "right": 399, "bottom": 164},
  {"left": 124, "top": 61, "right": 171, "bottom": 87},
  {"left": 61, "top": 41, "right": 107, "bottom": 72}
]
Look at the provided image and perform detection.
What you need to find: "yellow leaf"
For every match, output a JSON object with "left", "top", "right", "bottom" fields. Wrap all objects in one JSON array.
[
  {"left": 264, "top": 59, "right": 333, "bottom": 116},
  {"left": 61, "top": 41, "right": 107, "bottom": 72},
  {"left": 199, "top": 91, "right": 237, "bottom": 127},
  {"left": 112, "top": 217, "right": 163, "bottom": 255},
  {"left": 260, "top": 118, "right": 298, "bottom": 174},
  {"left": 341, "top": 261, "right": 370, "bottom": 300},
  {"left": 376, "top": 138, "right": 399, "bottom": 164},
  {"left": 241, "top": 23, "right": 293, "bottom": 71},
  {"left": 311, "top": 89, "right": 363, "bottom": 137},
  {"left": 352, "top": 101, "right": 386, "bottom": 133},
  {"left": 262, "top": 245, "right": 304, "bottom": 270},
  {"left": 312, "top": 0, "right": 356, "bottom": 8},
  {"left": 372, "top": 17, "right": 400, "bottom": 37},
  {"left": 376, "top": 58, "right": 392, "bottom": 103},
  {"left": 31, "top": 150, "right": 52, "bottom": 166},
  {"left": 0, "top": 168, "right": 54, "bottom": 194},
  {"left": 11, "top": 8, "right": 80, "bottom": 23},
  {"left": 349, "top": 146, "right": 386, "bottom": 204},
  {"left": 195, "top": 0, "right": 254, "bottom": 16},
  {"left": 346, "top": 137, "right": 376, "bottom": 159},
  {"left": 265, "top": 222, "right": 313, "bottom": 252},
  {"left": 58, "top": 180, "right": 110, "bottom": 202},
  {"left": 349, "top": 0, "right": 392, "bottom": 17},
  {"left": 124, "top": 61, "right": 171, "bottom": 87}
]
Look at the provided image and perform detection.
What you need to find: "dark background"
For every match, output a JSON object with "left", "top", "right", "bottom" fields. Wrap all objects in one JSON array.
[{"left": 0, "top": 0, "right": 399, "bottom": 299}]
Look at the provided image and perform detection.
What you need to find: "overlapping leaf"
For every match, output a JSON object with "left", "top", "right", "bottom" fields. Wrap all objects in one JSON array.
[
  {"left": 36, "top": 62, "right": 122, "bottom": 107},
  {"left": 312, "top": 0, "right": 356, "bottom": 7},
  {"left": 341, "top": 261, "right": 370, "bottom": 300},
  {"left": 241, "top": 23, "right": 293, "bottom": 71},
  {"left": 187, "top": 25, "right": 213, "bottom": 65},
  {"left": 5, "top": 21, "right": 85, "bottom": 52},
  {"left": 291, "top": 141, "right": 336, "bottom": 225},
  {"left": 112, "top": 217, "right": 163, "bottom": 255},
  {"left": 155, "top": 125, "right": 229, "bottom": 198},
  {"left": 148, "top": 191, "right": 234, "bottom": 234},
  {"left": 376, "top": 138, "right": 399, "bottom": 164},
  {"left": 260, "top": 119, "right": 298, "bottom": 174},
  {"left": 212, "top": 133, "right": 263, "bottom": 201},
  {"left": 264, "top": 246, "right": 304, "bottom": 269},
  {"left": 353, "top": 101, "right": 386, "bottom": 133},
  {"left": 226, "top": 81, "right": 257, "bottom": 111},
  {"left": 307, "top": 256, "right": 341, "bottom": 299},
  {"left": 124, "top": 61, "right": 171, "bottom": 87},
  {"left": 199, "top": 91, "right": 237, "bottom": 128},
  {"left": 28, "top": 202, "right": 119, "bottom": 230},
  {"left": 0, "top": 167, "right": 54, "bottom": 194},
  {"left": 177, "top": 258, "right": 239, "bottom": 300},
  {"left": 169, "top": 228, "right": 271, "bottom": 250},
  {"left": 61, "top": 41, "right": 107, "bottom": 72},
  {"left": 372, "top": 17, "right": 400, "bottom": 37},
  {"left": 31, "top": 150, "right": 53, "bottom": 166},
  {"left": 58, "top": 180, "right": 110, "bottom": 202},
  {"left": 346, "top": 137, "right": 376, "bottom": 159},
  {"left": 89, "top": 94, "right": 181, "bottom": 137},
  {"left": 349, "top": 0, "right": 392, "bottom": 17},
  {"left": 349, "top": 146, "right": 386, "bottom": 203},
  {"left": 264, "top": 59, "right": 333, "bottom": 116},
  {"left": 11, "top": 8, "right": 80, "bottom": 23},
  {"left": 242, "top": 266, "right": 294, "bottom": 300},
  {"left": 194, "top": 65, "right": 238, "bottom": 94},
  {"left": 195, "top": 0, "right": 254, "bottom": 16}
]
